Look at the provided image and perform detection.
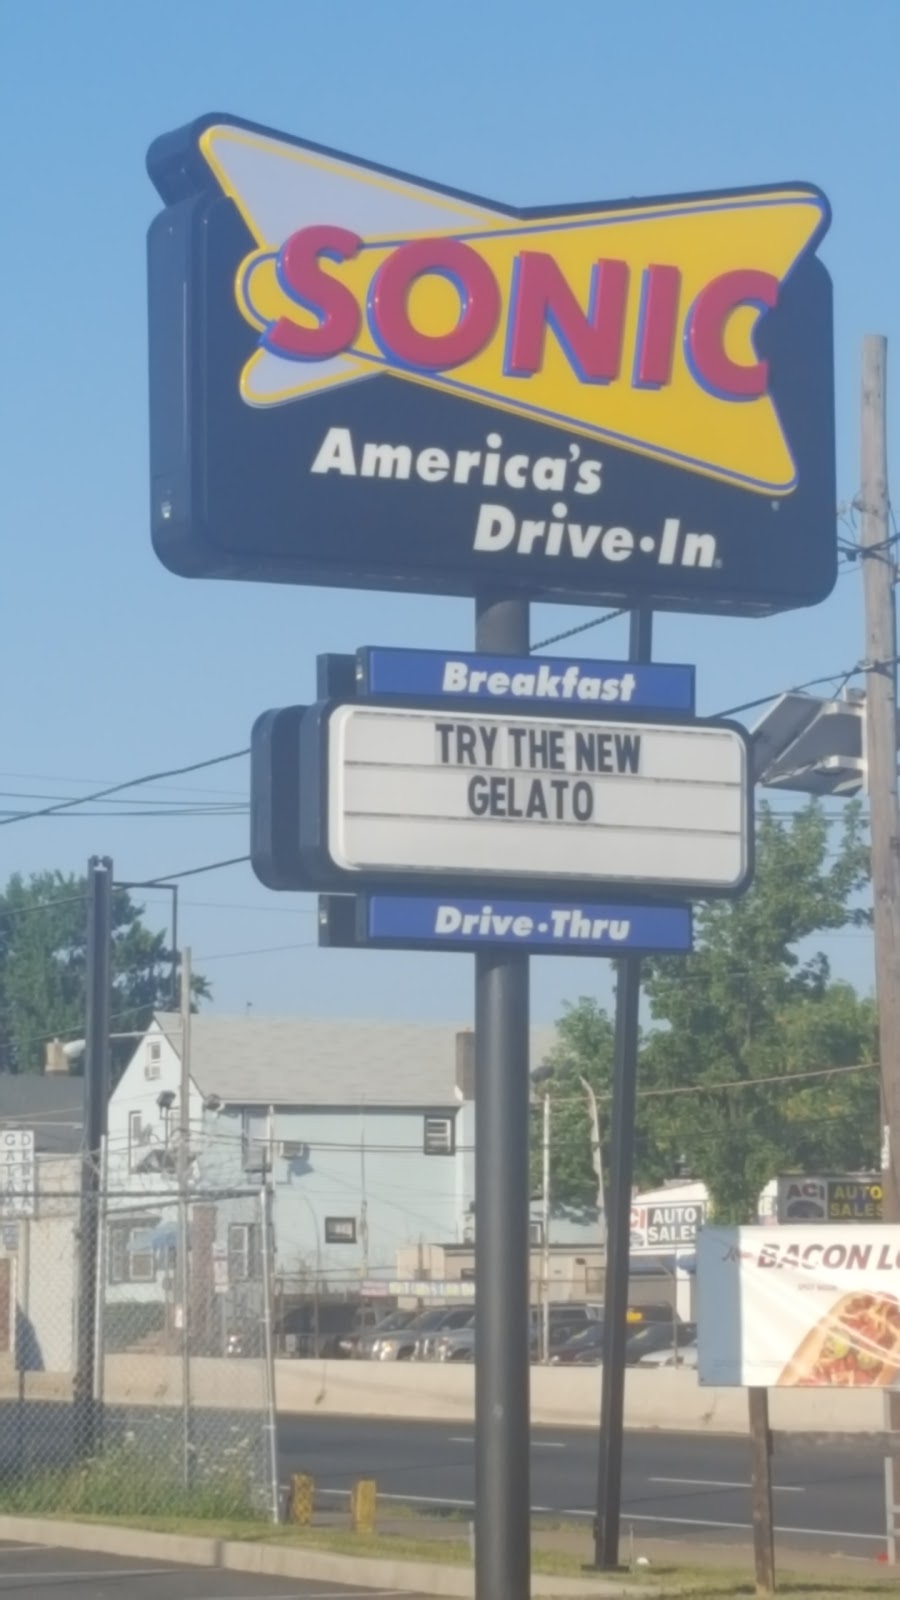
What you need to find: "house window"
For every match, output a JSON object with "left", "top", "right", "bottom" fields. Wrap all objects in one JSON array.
[
  {"left": 108, "top": 1224, "right": 156, "bottom": 1284},
  {"left": 529, "top": 1220, "right": 544, "bottom": 1246},
  {"left": 228, "top": 1222, "right": 259, "bottom": 1282},
  {"left": 144, "top": 1040, "right": 162, "bottom": 1082},
  {"left": 128, "top": 1228, "right": 155, "bottom": 1282},
  {"left": 423, "top": 1115, "right": 454, "bottom": 1156},
  {"left": 325, "top": 1217, "right": 356, "bottom": 1245},
  {"left": 128, "top": 1111, "right": 143, "bottom": 1171},
  {"left": 109, "top": 1229, "right": 127, "bottom": 1285}
]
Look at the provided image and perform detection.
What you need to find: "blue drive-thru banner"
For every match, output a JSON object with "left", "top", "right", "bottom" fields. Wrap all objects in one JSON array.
[
  {"left": 363, "top": 895, "right": 692, "bottom": 954},
  {"left": 357, "top": 647, "right": 695, "bottom": 713}
]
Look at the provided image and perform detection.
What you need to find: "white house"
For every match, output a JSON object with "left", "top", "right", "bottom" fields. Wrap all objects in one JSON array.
[{"left": 106, "top": 1013, "right": 559, "bottom": 1322}]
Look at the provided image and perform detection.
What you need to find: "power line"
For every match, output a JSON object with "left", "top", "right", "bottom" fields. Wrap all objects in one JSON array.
[
  {"left": 532, "top": 607, "right": 629, "bottom": 651},
  {"left": 0, "top": 893, "right": 86, "bottom": 920},
  {"left": 0, "top": 750, "right": 249, "bottom": 828},
  {"left": 712, "top": 666, "right": 864, "bottom": 720},
  {"left": 0, "top": 769, "right": 248, "bottom": 800},
  {"left": 713, "top": 652, "right": 900, "bottom": 722},
  {"left": 196, "top": 939, "right": 316, "bottom": 962},
  {"left": 145, "top": 855, "right": 251, "bottom": 884},
  {"left": 0, "top": 807, "right": 246, "bottom": 820}
]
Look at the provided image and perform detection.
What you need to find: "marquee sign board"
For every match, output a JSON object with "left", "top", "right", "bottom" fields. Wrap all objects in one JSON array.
[
  {"left": 296, "top": 700, "right": 752, "bottom": 898},
  {"left": 147, "top": 114, "right": 836, "bottom": 616},
  {"left": 319, "top": 892, "right": 693, "bottom": 955}
]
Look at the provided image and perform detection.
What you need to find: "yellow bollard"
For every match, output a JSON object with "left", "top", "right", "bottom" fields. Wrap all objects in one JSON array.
[
  {"left": 350, "top": 1477, "right": 377, "bottom": 1535},
  {"left": 289, "top": 1472, "right": 314, "bottom": 1525}
]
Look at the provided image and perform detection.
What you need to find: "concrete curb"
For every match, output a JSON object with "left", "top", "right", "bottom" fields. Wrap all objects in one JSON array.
[{"left": 0, "top": 1514, "right": 651, "bottom": 1596}]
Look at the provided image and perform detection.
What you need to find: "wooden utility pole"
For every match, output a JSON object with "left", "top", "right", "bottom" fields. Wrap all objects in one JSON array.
[
  {"left": 748, "top": 1387, "right": 775, "bottom": 1594},
  {"left": 860, "top": 334, "right": 900, "bottom": 1562}
]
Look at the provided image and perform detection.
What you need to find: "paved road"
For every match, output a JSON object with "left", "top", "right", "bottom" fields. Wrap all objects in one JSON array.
[
  {"left": 0, "top": 1541, "right": 432, "bottom": 1598},
  {"left": 278, "top": 1415, "right": 885, "bottom": 1559}
]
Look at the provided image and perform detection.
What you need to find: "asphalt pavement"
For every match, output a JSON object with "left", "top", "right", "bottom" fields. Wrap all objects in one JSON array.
[
  {"left": 278, "top": 1414, "right": 885, "bottom": 1560},
  {"left": 0, "top": 1541, "right": 432, "bottom": 1599}
]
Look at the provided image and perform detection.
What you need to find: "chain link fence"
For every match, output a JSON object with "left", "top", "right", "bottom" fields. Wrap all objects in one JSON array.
[{"left": 0, "top": 1157, "right": 278, "bottom": 1523}]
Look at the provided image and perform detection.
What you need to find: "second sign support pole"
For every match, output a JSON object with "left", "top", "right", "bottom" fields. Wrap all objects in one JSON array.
[
  {"left": 595, "top": 605, "right": 653, "bottom": 1569},
  {"left": 474, "top": 593, "right": 531, "bottom": 1600}
]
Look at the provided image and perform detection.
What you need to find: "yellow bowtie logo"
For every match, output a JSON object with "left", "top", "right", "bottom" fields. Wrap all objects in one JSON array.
[{"left": 200, "top": 124, "right": 828, "bottom": 496}]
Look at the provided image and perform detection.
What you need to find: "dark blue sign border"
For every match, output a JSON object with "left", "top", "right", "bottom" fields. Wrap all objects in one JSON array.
[{"left": 357, "top": 647, "right": 695, "bottom": 714}]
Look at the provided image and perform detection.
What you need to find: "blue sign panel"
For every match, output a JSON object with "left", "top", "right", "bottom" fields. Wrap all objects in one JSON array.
[
  {"left": 363, "top": 896, "right": 692, "bottom": 955},
  {"left": 357, "top": 647, "right": 694, "bottom": 713}
]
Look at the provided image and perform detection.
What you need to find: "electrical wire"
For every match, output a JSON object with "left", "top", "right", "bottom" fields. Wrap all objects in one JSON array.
[
  {"left": 196, "top": 940, "right": 316, "bottom": 962},
  {"left": 0, "top": 749, "right": 249, "bottom": 828},
  {"left": 145, "top": 855, "right": 251, "bottom": 884},
  {"left": 531, "top": 607, "right": 629, "bottom": 651}
]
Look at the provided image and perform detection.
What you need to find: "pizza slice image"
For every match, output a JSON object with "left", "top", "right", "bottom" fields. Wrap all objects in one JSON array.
[{"left": 779, "top": 1292, "right": 900, "bottom": 1387}]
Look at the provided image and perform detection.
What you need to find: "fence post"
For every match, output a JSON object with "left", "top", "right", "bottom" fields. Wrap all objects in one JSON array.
[{"left": 260, "top": 1177, "right": 280, "bottom": 1524}]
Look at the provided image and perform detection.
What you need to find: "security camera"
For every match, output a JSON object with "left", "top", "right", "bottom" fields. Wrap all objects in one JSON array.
[{"left": 157, "top": 1090, "right": 176, "bottom": 1111}]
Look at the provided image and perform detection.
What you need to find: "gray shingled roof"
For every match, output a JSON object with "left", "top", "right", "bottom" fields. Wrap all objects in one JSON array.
[
  {"left": 152, "top": 1014, "right": 557, "bottom": 1109},
  {"left": 0, "top": 1074, "right": 84, "bottom": 1154}
]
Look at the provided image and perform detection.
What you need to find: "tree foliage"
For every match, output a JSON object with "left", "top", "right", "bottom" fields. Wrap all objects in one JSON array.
[
  {"left": 0, "top": 870, "right": 210, "bottom": 1077},
  {"left": 546, "top": 803, "right": 878, "bottom": 1222},
  {"left": 530, "top": 996, "right": 671, "bottom": 1211}
]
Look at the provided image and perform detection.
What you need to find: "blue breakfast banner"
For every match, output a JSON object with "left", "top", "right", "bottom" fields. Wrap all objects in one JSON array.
[{"left": 356, "top": 647, "right": 695, "bottom": 712}]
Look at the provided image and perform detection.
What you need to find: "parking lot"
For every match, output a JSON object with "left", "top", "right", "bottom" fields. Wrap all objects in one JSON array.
[{"left": 0, "top": 1542, "right": 433, "bottom": 1600}]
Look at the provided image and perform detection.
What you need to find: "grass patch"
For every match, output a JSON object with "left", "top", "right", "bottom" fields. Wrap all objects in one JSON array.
[
  {"left": 2, "top": 1509, "right": 891, "bottom": 1598},
  {"left": 0, "top": 1443, "right": 263, "bottom": 1522}
]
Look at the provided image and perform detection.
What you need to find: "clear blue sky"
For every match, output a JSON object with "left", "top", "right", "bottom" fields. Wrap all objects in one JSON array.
[{"left": 1, "top": 0, "right": 895, "bottom": 1023}]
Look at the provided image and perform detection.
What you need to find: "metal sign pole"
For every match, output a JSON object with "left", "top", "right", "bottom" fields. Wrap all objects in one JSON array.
[
  {"left": 474, "top": 593, "right": 531, "bottom": 1600},
  {"left": 595, "top": 607, "right": 653, "bottom": 1569}
]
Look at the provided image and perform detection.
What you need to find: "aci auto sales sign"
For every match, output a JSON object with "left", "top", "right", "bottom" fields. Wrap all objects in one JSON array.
[{"left": 147, "top": 115, "right": 836, "bottom": 615}]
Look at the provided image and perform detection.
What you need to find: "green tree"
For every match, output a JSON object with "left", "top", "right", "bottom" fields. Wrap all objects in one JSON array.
[
  {"left": 640, "top": 800, "right": 877, "bottom": 1222},
  {"left": 0, "top": 871, "right": 210, "bottom": 1077},
  {"left": 531, "top": 995, "right": 670, "bottom": 1210}
]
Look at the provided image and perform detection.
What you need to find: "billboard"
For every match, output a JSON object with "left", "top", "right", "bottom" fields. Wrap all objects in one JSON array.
[
  {"left": 697, "top": 1224, "right": 900, "bottom": 1387},
  {"left": 147, "top": 114, "right": 836, "bottom": 616},
  {"left": 296, "top": 701, "right": 751, "bottom": 898},
  {"left": 777, "top": 1175, "right": 883, "bottom": 1223}
]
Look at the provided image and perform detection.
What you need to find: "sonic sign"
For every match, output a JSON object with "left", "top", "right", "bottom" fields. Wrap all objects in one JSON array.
[{"left": 147, "top": 115, "right": 835, "bottom": 615}]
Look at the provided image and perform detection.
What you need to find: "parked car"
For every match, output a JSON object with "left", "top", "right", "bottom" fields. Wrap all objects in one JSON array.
[
  {"left": 411, "top": 1307, "right": 475, "bottom": 1360},
  {"left": 550, "top": 1321, "right": 605, "bottom": 1365},
  {"left": 625, "top": 1321, "right": 695, "bottom": 1365},
  {"left": 432, "top": 1304, "right": 594, "bottom": 1363},
  {"left": 638, "top": 1338, "right": 698, "bottom": 1369},
  {"left": 626, "top": 1302, "right": 680, "bottom": 1324},
  {"left": 371, "top": 1305, "right": 476, "bottom": 1360},
  {"left": 550, "top": 1303, "right": 676, "bottom": 1366},
  {"left": 276, "top": 1301, "right": 382, "bottom": 1359},
  {"left": 351, "top": 1309, "right": 418, "bottom": 1360},
  {"left": 445, "top": 1325, "right": 590, "bottom": 1364}
]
